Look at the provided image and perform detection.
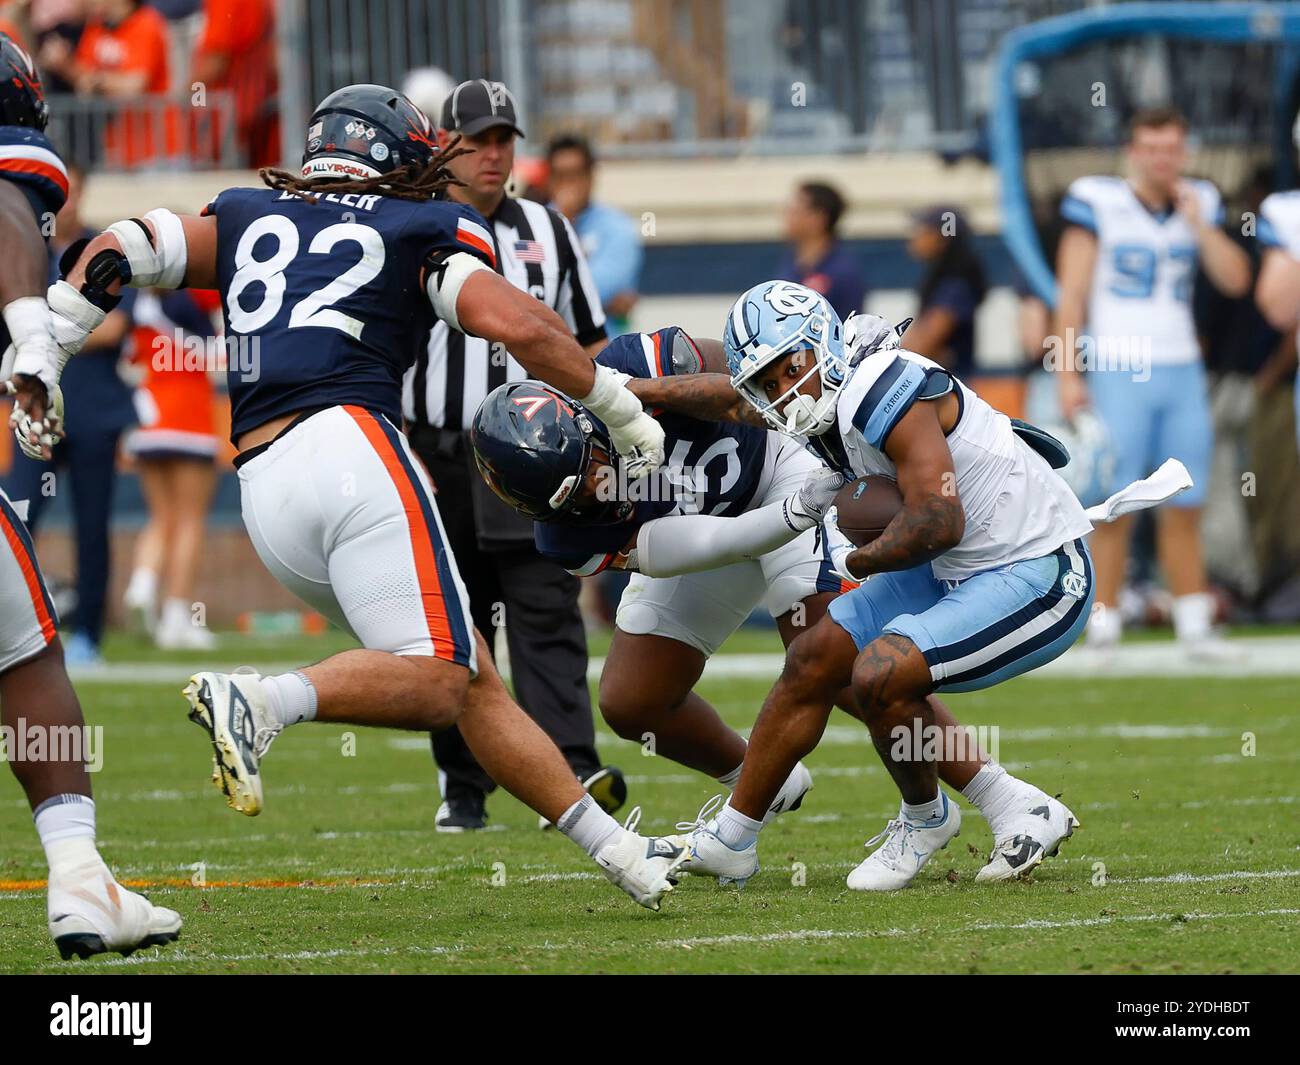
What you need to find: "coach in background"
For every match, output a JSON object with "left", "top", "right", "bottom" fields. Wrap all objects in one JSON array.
[
  {"left": 775, "top": 180, "right": 865, "bottom": 321},
  {"left": 548, "top": 133, "right": 643, "bottom": 337},
  {"left": 404, "top": 79, "right": 623, "bottom": 832},
  {"left": 1054, "top": 107, "right": 1251, "bottom": 657}
]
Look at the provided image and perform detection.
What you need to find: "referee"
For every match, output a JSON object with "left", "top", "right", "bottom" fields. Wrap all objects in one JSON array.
[{"left": 405, "top": 79, "right": 623, "bottom": 832}]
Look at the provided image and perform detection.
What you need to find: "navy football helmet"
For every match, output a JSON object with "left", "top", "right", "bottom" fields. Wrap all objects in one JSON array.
[
  {"left": 471, "top": 382, "right": 632, "bottom": 523},
  {"left": 302, "top": 83, "right": 437, "bottom": 181},
  {"left": 0, "top": 33, "right": 49, "bottom": 131}
]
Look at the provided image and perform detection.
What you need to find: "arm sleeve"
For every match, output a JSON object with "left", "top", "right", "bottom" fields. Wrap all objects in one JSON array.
[{"left": 634, "top": 498, "right": 803, "bottom": 578}]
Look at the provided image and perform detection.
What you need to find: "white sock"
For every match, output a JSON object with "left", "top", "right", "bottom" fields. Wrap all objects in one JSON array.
[
  {"left": 961, "top": 762, "right": 1033, "bottom": 832},
  {"left": 716, "top": 761, "right": 744, "bottom": 788},
  {"left": 713, "top": 801, "right": 762, "bottom": 849},
  {"left": 557, "top": 794, "right": 621, "bottom": 857},
  {"left": 159, "top": 597, "right": 191, "bottom": 631},
  {"left": 34, "top": 794, "right": 102, "bottom": 876},
  {"left": 124, "top": 567, "right": 157, "bottom": 607},
  {"left": 1172, "top": 592, "right": 1215, "bottom": 643},
  {"left": 1087, "top": 603, "right": 1122, "bottom": 646},
  {"left": 261, "top": 671, "right": 318, "bottom": 727},
  {"left": 900, "top": 790, "right": 945, "bottom": 824}
]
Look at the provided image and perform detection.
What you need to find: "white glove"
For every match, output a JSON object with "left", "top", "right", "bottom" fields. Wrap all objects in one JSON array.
[
  {"left": 783, "top": 468, "right": 846, "bottom": 532},
  {"left": 844, "top": 312, "right": 903, "bottom": 361},
  {"left": 821, "top": 506, "right": 859, "bottom": 583},
  {"left": 46, "top": 280, "right": 107, "bottom": 368},
  {"left": 580, "top": 363, "right": 666, "bottom": 479},
  {"left": 6, "top": 378, "right": 64, "bottom": 460}
]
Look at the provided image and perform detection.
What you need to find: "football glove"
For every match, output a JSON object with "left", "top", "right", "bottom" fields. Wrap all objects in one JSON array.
[{"left": 783, "top": 468, "right": 846, "bottom": 532}]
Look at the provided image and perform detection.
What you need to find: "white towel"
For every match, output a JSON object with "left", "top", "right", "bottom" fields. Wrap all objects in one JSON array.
[{"left": 1085, "top": 458, "right": 1193, "bottom": 524}]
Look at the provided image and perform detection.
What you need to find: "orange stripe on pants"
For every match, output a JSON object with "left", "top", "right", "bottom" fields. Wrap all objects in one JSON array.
[
  {"left": 343, "top": 406, "right": 456, "bottom": 657},
  {"left": 0, "top": 507, "right": 56, "bottom": 644}
]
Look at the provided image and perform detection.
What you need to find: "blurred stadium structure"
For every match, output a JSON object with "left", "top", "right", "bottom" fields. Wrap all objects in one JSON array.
[{"left": 38, "top": 0, "right": 1122, "bottom": 171}]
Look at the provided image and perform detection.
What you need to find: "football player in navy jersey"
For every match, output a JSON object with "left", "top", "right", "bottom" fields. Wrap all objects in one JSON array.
[
  {"left": 54, "top": 84, "right": 688, "bottom": 911},
  {"left": 0, "top": 32, "right": 182, "bottom": 958},
  {"left": 472, "top": 327, "right": 848, "bottom": 848}
]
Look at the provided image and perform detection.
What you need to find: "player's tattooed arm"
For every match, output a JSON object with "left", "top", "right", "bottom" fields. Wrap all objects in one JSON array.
[
  {"left": 844, "top": 400, "right": 964, "bottom": 578},
  {"left": 626, "top": 372, "right": 765, "bottom": 427}
]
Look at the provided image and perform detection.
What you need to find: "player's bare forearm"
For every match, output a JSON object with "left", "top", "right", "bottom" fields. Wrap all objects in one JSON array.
[
  {"left": 1256, "top": 250, "right": 1300, "bottom": 330},
  {"left": 1197, "top": 227, "right": 1251, "bottom": 298},
  {"left": 0, "top": 183, "right": 49, "bottom": 306},
  {"left": 626, "top": 372, "right": 764, "bottom": 426},
  {"left": 456, "top": 270, "right": 596, "bottom": 397},
  {"left": 847, "top": 400, "right": 963, "bottom": 577},
  {"left": 63, "top": 214, "right": 217, "bottom": 292},
  {"left": 846, "top": 492, "right": 964, "bottom": 576}
]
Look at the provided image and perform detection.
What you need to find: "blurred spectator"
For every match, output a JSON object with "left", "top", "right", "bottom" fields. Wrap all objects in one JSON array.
[
  {"left": 0, "top": 4, "right": 24, "bottom": 46},
  {"left": 11, "top": 2, "right": 82, "bottom": 92},
  {"left": 122, "top": 286, "right": 221, "bottom": 649},
  {"left": 39, "top": 0, "right": 176, "bottom": 169},
  {"left": 190, "top": 0, "right": 278, "bottom": 167},
  {"left": 903, "top": 205, "right": 987, "bottom": 379},
  {"left": 776, "top": 180, "right": 865, "bottom": 320},
  {"left": 0, "top": 163, "right": 137, "bottom": 667},
  {"left": 548, "top": 132, "right": 642, "bottom": 336}
]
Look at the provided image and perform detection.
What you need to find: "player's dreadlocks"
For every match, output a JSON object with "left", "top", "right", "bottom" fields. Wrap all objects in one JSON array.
[{"left": 259, "top": 138, "right": 473, "bottom": 204}]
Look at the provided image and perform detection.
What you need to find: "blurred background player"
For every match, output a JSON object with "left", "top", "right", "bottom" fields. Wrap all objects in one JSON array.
[
  {"left": 1053, "top": 108, "right": 1251, "bottom": 657},
  {"left": 403, "top": 78, "right": 623, "bottom": 832},
  {"left": 0, "top": 159, "right": 136, "bottom": 669},
  {"left": 775, "top": 180, "right": 865, "bottom": 321},
  {"left": 548, "top": 132, "right": 643, "bottom": 338},
  {"left": 0, "top": 30, "right": 180, "bottom": 957},
  {"left": 120, "top": 285, "right": 221, "bottom": 649}
]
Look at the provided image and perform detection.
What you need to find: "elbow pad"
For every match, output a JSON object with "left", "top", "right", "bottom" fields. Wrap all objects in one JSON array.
[
  {"left": 425, "top": 250, "right": 493, "bottom": 332},
  {"left": 105, "top": 208, "right": 187, "bottom": 289}
]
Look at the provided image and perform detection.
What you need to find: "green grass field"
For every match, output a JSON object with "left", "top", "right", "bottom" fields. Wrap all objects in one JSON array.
[{"left": 1, "top": 629, "right": 1298, "bottom": 974}]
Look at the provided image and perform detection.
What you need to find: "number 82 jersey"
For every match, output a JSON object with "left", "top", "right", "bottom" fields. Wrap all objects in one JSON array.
[{"left": 204, "top": 186, "right": 497, "bottom": 440}]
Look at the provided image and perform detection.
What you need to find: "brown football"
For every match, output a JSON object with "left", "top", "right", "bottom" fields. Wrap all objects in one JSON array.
[{"left": 833, "top": 476, "right": 903, "bottom": 547}]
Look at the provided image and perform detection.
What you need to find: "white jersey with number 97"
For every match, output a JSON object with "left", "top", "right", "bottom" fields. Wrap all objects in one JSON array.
[{"left": 1061, "top": 175, "right": 1222, "bottom": 367}]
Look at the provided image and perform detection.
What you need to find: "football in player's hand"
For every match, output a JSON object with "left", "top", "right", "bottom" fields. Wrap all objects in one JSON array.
[{"left": 833, "top": 476, "right": 903, "bottom": 547}]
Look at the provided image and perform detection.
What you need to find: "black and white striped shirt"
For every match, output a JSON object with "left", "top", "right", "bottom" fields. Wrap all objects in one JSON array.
[{"left": 403, "top": 195, "right": 607, "bottom": 430}]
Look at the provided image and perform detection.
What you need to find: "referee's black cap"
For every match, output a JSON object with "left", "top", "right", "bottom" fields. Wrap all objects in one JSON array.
[{"left": 439, "top": 79, "right": 525, "bottom": 138}]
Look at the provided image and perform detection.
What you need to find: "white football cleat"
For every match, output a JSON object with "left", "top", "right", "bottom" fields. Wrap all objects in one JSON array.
[
  {"left": 182, "top": 668, "right": 280, "bottom": 816},
  {"left": 763, "top": 761, "right": 813, "bottom": 824},
  {"left": 677, "top": 795, "right": 760, "bottom": 887},
  {"left": 49, "top": 861, "right": 182, "bottom": 960},
  {"left": 976, "top": 794, "right": 1078, "bottom": 883},
  {"left": 156, "top": 617, "right": 218, "bottom": 652},
  {"left": 847, "top": 794, "right": 961, "bottom": 891},
  {"left": 594, "top": 807, "right": 691, "bottom": 911}
]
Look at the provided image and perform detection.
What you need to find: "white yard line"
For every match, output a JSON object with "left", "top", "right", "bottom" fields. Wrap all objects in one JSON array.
[
  {"left": 60, "top": 634, "right": 1300, "bottom": 684},
  {"left": 28, "top": 906, "right": 1300, "bottom": 970}
]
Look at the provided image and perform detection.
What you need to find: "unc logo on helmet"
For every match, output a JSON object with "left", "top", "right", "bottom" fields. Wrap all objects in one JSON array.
[{"left": 723, "top": 280, "right": 846, "bottom": 438}]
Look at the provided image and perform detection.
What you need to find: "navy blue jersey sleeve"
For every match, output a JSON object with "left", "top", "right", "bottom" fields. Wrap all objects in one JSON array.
[
  {"left": 404, "top": 200, "right": 498, "bottom": 272},
  {"left": 0, "top": 126, "right": 68, "bottom": 226},
  {"left": 534, "top": 517, "right": 639, "bottom": 576},
  {"left": 596, "top": 325, "right": 702, "bottom": 380}
]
